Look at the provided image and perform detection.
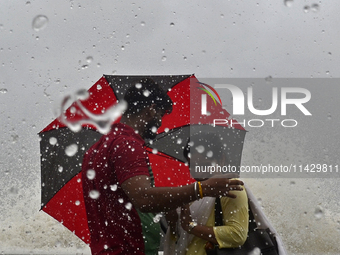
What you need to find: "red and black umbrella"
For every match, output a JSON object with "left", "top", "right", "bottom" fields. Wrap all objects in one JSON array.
[{"left": 39, "top": 74, "right": 246, "bottom": 244}]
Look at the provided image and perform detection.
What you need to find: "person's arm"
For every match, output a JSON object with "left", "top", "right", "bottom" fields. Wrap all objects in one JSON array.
[
  {"left": 121, "top": 175, "right": 244, "bottom": 212},
  {"left": 179, "top": 189, "right": 249, "bottom": 247},
  {"left": 164, "top": 209, "right": 179, "bottom": 236},
  {"left": 213, "top": 191, "right": 249, "bottom": 248}
]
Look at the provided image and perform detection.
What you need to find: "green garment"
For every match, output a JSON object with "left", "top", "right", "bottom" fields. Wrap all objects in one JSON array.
[
  {"left": 137, "top": 165, "right": 161, "bottom": 255},
  {"left": 138, "top": 211, "right": 161, "bottom": 255}
]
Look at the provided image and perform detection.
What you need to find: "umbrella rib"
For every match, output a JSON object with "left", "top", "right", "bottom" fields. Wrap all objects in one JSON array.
[{"left": 149, "top": 124, "right": 191, "bottom": 143}]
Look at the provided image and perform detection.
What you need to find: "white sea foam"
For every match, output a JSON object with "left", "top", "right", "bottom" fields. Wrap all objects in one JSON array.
[{"left": 241, "top": 132, "right": 340, "bottom": 254}]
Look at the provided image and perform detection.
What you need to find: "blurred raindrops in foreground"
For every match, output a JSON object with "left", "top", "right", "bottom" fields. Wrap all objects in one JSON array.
[{"left": 59, "top": 89, "right": 127, "bottom": 134}]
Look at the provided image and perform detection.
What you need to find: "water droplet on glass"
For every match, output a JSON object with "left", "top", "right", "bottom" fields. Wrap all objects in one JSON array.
[
  {"left": 76, "top": 89, "right": 90, "bottom": 101},
  {"left": 118, "top": 198, "right": 124, "bottom": 203},
  {"left": 265, "top": 76, "right": 273, "bottom": 83},
  {"left": 161, "top": 56, "right": 167, "bottom": 61},
  {"left": 69, "top": 106, "right": 77, "bottom": 114},
  {"left": 125, "top": 202, "right": 132, "bottom": 210},
  {"left": 0, "top": 88, "right": 8, "bottom": 94},
  {"left": 284, "top": 0, "right": 293, "bottom": 7},
  {"left": 327, "top": 113, "right": 332, "bottom": 120},
  {"left": 153, "top": 213, "right": 163, "bottom": 223},
  {"left": 65, "top": 144, "right": 78, "bottom": 157},
  {"left": 195, "top": 145, "right": 205, "bottom": 153},
  {"left": 86, "top": 169, "right": 96, "bottom": 180},
  {"left": 314, "top": 206, "right": 323, "bottom": 219},
  {"left": 49, "top": 137, "right": 57, "bottom": 145},
  {"left": 311, "top": 3, "right": 320, "bottom": 12},
  {"left": 170, "top": 22, "right": 175, "bottom": 26},
  {"left": 141, "top": 21, "right": 145, "bottom": 26},
  {"left": 251, "top": 247, "right": 261, "bottom": 255},
  {"left": 151, "top": 126, "right": 157, "bottom": 133},
  {"left": 32, "top": 15, "right": 48, "bottom": 31},
  {"left": 75, "top": 200, "right": 80, "bottom": 206},
  {"left": 303, "top": 5, "right": 310, "bottom": 13},
  {"left": 135, "top": 83, "right": 142, "bottom": 89},
  {"left": 152, "top": 148, "right": 158, "bottom": 154},
  {"left": 206, "top": 151, "right": 213, "bottom": 158},
  {"left": 86, "top": 56, "right": 93, "bottom": 63},
  {"left": 143, "top": 90, "right": 150, "bottom": 97},
  {"left": 121, "top": 46, "right": 125, "bottom": 51},
  {"left": 177, "top": 138, "right": 182, "bottom": 144},
  {"left": 58, "top": 165, "right": 63, "bottom": 173},
  {"left": 89, "top": 190, "right": 100, "bottom": 199},
  {"left": 110, "top": 184, "right": 118, "bottom": 191}
]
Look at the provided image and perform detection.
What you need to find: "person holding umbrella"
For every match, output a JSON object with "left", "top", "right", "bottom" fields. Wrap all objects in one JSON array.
[{"left": 81, "top": 78, "right": 244, "bottom": 255}]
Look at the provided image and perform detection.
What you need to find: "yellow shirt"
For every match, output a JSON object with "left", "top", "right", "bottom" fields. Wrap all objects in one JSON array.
[{"left": 186, "top": 189, "right": 249, "bottom": 255}]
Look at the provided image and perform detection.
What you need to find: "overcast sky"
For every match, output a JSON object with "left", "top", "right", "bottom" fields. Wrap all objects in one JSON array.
[{"left": 1, "top": 0, "right": 340, "bottom": 253}]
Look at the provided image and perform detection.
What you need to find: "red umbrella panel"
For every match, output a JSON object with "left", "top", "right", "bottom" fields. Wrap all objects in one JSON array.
[
  {"left": 147, "top": 77, "right": 246, "bottom": 186},
  {"left": 39, "top": 74, "right": 245, "bottom": 244}
]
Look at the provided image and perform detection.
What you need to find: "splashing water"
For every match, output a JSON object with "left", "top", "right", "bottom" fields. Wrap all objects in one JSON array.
[{"left": 59, "top": 89, "right": 127, "bottom": 134}]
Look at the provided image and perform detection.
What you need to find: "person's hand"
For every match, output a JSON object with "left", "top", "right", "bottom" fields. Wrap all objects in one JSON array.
[
  {"left": 165, "top": 209, "right": 179, "bottom": 235},
  {"left": 180, "top": 204, "right": 192, "bottom": 232},
  {"left": 201, "top": 178, "right": 244, "bottom": 198}
]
